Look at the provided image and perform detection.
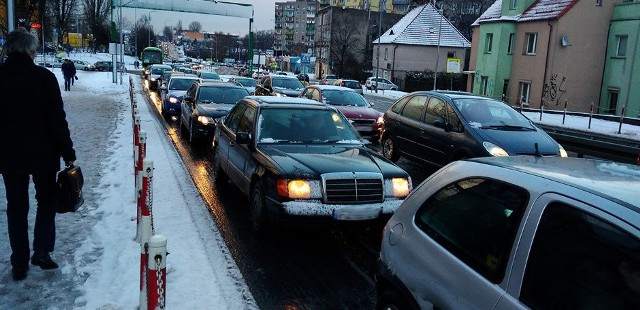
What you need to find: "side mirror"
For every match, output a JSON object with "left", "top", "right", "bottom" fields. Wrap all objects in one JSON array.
[
  {"left": 369, "top": 101, "right": 375, "bottom": 107},
  {"left": 160, "top": 85, "right": 167, "bottom": 91},
  {"left": 236, "top": 132, "right": 252, "bottom": 145},
  {"left": 433, "top": 119, "right": 450, "bottom": 131}
]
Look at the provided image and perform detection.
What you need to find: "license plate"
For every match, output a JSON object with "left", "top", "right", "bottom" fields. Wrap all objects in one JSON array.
[{"left": 333, "top": 205, "right": 381, "bottom": 221}]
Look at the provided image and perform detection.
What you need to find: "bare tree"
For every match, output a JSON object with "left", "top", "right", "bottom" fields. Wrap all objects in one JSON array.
[
  {"left": 49, "top": 0, "right": 78, "bottom": 45},
  {"left": 163, "top": 26, "right": 172, "bottom": 41},
  {"left": 82, "top": 0, "right": 110, "bottom": 51},
  {"left": 330, "top": 17, "right": 361, "bottom": 78},
  {"left": 188, "top": 21, "right": 202, "bottom": 32}
]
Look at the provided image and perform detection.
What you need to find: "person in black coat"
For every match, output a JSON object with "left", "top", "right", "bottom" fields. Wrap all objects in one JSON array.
[
  {"left": 61, "top": 59, "right": 76, "bottom": 91},
  {"left": 0, "top": 28, "right": 76, "bottom": 281}
]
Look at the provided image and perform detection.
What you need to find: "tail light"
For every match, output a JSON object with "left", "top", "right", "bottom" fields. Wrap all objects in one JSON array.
[{"left": 341, "top": 82, "right": 345, "bottom": 86}]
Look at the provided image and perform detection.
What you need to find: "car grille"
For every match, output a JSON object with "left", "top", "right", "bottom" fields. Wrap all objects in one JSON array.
[
  {"left": 322, "top": 172, "right": 384, "bottom": 204},
  {"left": 350, "top": 119, "right": 376, "bottom": 126}
]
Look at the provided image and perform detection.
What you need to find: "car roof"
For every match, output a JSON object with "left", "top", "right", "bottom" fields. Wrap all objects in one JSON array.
[
  {"left": 243, "top": 96, "right": 326, "bottom": 106},
  {"left": 309, "top": 85, "right": 356, "bottom": 92},
  {"left": 469, "top": 156, "right": 640, "bottom": 211},
  {"left": 270, "top": 75, "right": 300, "bottom": 80},
  {"left": 410, "top": 90, "right": 495, "bottom": 101},
  {"left": 196, "top": 81, "right": 244, "bottom": 88}
]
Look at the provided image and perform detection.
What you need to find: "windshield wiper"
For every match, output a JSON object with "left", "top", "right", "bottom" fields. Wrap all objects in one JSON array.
[{"left": 482, "top": 125, "right": 536, "bottom": 131}]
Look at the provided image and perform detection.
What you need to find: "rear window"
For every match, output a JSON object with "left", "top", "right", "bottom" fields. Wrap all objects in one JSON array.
[
  {"left": 169, "top": 78, "right": 197, "bottom": 90},
  {"left": 197, "top": 87, "right": 248, "bottom": 104},
  {"left": 322, "top": 90, "right": 367, "bottom": 107},
  {"left": 342, "top": 80, "right": 360, "bottom": 89}
]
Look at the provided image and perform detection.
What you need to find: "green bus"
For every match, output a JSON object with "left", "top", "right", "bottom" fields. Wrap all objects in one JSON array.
[{"left": 140, "top": 46, "right": 163, "bottom": 77}]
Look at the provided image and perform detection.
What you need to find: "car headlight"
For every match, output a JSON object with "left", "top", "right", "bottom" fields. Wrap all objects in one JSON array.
[
  {"left": 169, "top": 97, "right": 179, "bottom": 103},
  {"left": 376, "top": 116, "right": 384, "bottom": 125},
  {"left": 483, "top": 141, "right": 509, "bottom": 157},
  {"left": 277, "top": 179, "right": 311, "bottom": 199},
  {"left": 384, "top": 177, "right": 412, "bottom": 198},
  {"left": 559, "top": 144, "right": 568, "bottom": 157},
  {"left": 198, "top": 115, "right": 215, "bottom": 125}
]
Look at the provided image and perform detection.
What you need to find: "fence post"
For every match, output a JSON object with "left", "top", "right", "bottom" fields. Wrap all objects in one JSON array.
[
  {"left": 138, "top": 160, "right": 154, "bottom": 308},
  {"left": 562, "top": 100, "right": 568, "bottom": 125},
  {"left": 135, "top": 131, "right": 147, "bottom": 238},
  {"left": 618, "top": 105, "right": 626, "bottom": 134},
  {"left": 588, "top": 101, "right": 594, "bottom": 129},
  {"left": 147, "top": 235, "right": 167, "bottom": 310}
]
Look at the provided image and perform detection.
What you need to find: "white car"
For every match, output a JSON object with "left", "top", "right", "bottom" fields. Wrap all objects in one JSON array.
[
  {"left": 365, "top": 77, "right": 398, "bottom": 90},
  {"left": 71, "top": 59, "right": 96, "bottom": 71}
]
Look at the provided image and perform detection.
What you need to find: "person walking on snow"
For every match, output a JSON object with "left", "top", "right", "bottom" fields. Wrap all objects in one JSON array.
[
  {"left": 61, "top": 59, "right": 76, "bottom": 91},
  {"left": 0, "top": 28, "right": 77, "bottom": 281}
]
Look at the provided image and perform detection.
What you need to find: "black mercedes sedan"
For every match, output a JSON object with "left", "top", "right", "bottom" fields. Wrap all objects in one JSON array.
[
  {"left": 212, "top": 96, "right": 413, "bottom": 231},
  {"left": 179, "top": 81, "right": 249, "bottom": 144}
]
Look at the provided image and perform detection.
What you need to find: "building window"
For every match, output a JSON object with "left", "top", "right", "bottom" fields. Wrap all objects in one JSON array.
[
  {"left": 507, "top": 33, "right": 515, "bottom": 54},
  {"left": 510, "top": 0, "right": 517, "bottom": 10},
  {"left": 447, "top": 51, "right": 456, "bottom": 58},
  {"left": 485, "top": 33, "right": 493, "bottom": 53},
  {"left": 616, "top": 35, "right": 628, "bottom": 57},
  {"left": 384, "top": 47, "right": 388, "bottom": 60},
  {"left": 525, "top": 33, "right": 537, "bottom": 55},
  {"left": 607, "top": 89, "right": 619, "bottom": 114},
  {"left": 481, "top": 76, "right": 489, "bottom": 96},
  {"left": 502, "top": 79, "right": 510, "bottom": 101},
  {"left": 519, "top": 81, "right": 531, "bottom": 105}
]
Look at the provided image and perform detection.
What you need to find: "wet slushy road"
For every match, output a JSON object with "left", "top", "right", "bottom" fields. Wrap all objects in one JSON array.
[{"left": 140, "top": 75, "right": 435, "bottom": 309}]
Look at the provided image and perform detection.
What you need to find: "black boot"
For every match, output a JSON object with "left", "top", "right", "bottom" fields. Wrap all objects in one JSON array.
[
  {"left": 31, "top": 251, "right": 59, "bottom": 269},
  {"left": 11, "top": 266, "right": 28, "bottom": 281}
]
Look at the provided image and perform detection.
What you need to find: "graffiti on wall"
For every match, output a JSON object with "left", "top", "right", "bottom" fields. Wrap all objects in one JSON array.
[{"left": 542, "top": 74, "right": 568, "bottom": 105}]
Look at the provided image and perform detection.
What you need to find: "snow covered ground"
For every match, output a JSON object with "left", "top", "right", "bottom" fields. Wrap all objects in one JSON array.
[{"left": 0, "top": 53, "right": 256, "bottom": 309}]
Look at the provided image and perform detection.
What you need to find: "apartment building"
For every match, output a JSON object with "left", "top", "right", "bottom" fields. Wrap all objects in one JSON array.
[{"left": 275, "top": 0, "right": 317, "bottom": 56}]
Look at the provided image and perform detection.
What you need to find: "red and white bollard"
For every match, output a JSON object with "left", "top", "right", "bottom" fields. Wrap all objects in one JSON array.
[
  {"left": 135, "top": 131, "right": 147, "bottom": 236},
  {"left": 136, "top": 159, "right": 153, "bottom": 243},
  {"left": 147, "top": 235, "right": 167, "bottom": 310}
]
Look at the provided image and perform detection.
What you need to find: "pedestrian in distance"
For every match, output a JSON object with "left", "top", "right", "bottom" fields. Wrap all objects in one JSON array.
[
  {"left": 0, "top": 28, "right": 77, "bottom": 281},
  {"left": 61, "top": 59, "right": 76, "bottom": 91}
]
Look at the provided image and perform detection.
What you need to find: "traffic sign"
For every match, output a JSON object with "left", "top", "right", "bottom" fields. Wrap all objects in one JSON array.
[{"left": 301, "top": 53, "right": 311, "bottom": 65}]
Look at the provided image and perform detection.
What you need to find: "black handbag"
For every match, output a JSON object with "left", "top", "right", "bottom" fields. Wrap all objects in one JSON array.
[{"left": 56, "top": 165, "right": 84, "bottom": 213}]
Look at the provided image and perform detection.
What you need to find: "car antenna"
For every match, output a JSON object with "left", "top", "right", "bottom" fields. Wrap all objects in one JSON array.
[{"left": 534, "top": 143, "right": 542, "bottom": 157}]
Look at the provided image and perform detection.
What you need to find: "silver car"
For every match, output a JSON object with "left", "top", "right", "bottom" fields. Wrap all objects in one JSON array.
[
  {"left": 377, "top": 156, "right": 640, "bottom": 310},
  {"left": 366, "top": 77, "right": 398, "bottom": 91}
]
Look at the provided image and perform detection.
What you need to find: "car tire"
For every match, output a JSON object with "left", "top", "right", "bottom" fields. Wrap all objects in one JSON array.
[
  {"left": 250, "top": 182, "right": 269, "bottom": 232},
  {"left": 212, "top": 146, "right": 229, "bottom": 185},
  {"left": 376, "top": 288, "right": 412, "bottom": 310},
  {"left": 381, "top": 136, "right": 401, "bottom": 162}
]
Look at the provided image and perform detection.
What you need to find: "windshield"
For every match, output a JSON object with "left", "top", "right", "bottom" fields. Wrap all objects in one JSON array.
[
  {"left": 235, "top": 78, "right": 257, "bottom": 87},
  {"left": 322, "top": 90, "right": 367, "bottom": 107},
  {"left": 197, "top": 87, "right": 248, "bottom": 104},
  {"left": 257, "top": 108, "right": 361, "bottom": 143},
  {"left": 200, "top": 72, "right": 221, "bottom": 80},
  {"left": 272, "top": 78, "right": 304, "bottom": 90},
  {"left": 152, "top": 67, "right": 171, "bottom": 74},
  {"left": 454, "top": 98, "right": 534, "bottom": 129},
  {"left": 342, "top": 80, "right": 360, "bottom": 89},
  {"left": 168, "top": 78, "right": 197, "bottom": 90},
  {"left": 142, "top": 50, "right": 162, "bottom": 64}
]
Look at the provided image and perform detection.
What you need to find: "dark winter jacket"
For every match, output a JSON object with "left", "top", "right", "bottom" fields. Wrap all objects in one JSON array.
[
  {"left": 0, "top": 53, "right": 76, "bottom": 174},
  {"left": 61, "top": 61, "right": 76, "bottom": 78}
]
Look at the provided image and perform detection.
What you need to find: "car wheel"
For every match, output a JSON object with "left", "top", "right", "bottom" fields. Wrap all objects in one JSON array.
[
  {"left": 212, "top": 146, "right": 229, "bottom": 185},
  {"left": 381, "top": 136, "right": 401, "bottom": 162},
  {"left": 250, "top": 182, "right": 269, "bottom": 232},
  {"left": 376, "top": 288, "right": 411, "bottom": 310}
]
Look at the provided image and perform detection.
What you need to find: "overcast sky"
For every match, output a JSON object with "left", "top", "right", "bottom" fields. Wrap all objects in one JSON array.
[{"left": 121, "top": 0, "right": 276, "bottom": 37}]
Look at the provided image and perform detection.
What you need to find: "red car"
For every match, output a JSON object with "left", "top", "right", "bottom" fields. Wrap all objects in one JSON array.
[{"left": 300, "top": 85, "right": 383, "bottom": 143}]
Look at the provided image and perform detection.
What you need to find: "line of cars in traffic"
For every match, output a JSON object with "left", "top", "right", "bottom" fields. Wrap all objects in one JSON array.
[{"left": 144, "top": 66, "right": 640, "bottom": 309}]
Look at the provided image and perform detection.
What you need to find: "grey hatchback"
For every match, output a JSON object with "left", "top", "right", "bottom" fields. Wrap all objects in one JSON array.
[
  {"left": 380, "top": 91, "right": 568, "bottom": 167},
  {"left": 377, "top": 156, "right": 640, "bottom": 309}
]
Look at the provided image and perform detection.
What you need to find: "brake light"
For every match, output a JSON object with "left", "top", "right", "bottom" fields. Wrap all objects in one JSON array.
[{"left": 341, "top": 82, "right": 345, "bottom": 86}]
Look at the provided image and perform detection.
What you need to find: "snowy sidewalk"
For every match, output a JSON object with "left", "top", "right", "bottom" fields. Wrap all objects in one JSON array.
[{"left": 0, "top": 58, "right": 256, "bottom": 309}]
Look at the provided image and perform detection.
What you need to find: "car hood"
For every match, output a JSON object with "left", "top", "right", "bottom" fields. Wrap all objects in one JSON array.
[
  {"left": 333, "top": 105, "right": 382, "bottom": 119},
  {"left": 259, "top": 144, "right": 407, "bottom": 177},
  {"left": 196, "top": 103, "right": 235, "bottom": 117},
  {"left": 273, "top": 87, "right": 302, "bottom": 97},
  {"left": 168, "top": 90, "right": 187, "bottom": 98},
  {"left": 474, "top": 126, "right": 560, "bottom": 155}
]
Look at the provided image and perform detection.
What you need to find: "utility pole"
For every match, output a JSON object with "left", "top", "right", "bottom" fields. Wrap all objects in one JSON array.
[
  {"left": 375, "top": 0, "right": 385, "bottom": 92},
  {"left": 433, "top": 1, "right": 442, "bottom": 90}
]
